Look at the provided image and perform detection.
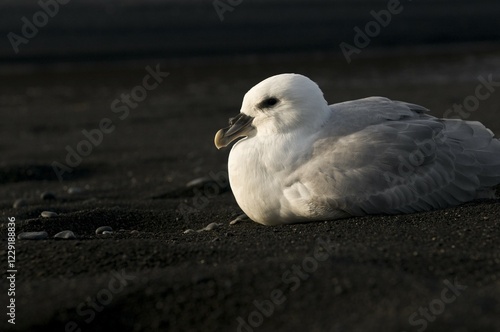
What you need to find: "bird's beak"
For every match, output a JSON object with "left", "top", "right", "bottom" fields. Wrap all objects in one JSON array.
[{"left": 214, "top": 113, "right": 255, "bottom": 149}]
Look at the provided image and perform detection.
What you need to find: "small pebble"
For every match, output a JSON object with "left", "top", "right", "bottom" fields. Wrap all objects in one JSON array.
[
  {"left": 102, "top": 231, "right": 113, "bottom": 235},
  {"left": 54, "top": 230, "right": 76, "bottom": 239},
  {"left": 198, "top": 222, "right": 222, "bottom": 232},
  {"left": 186, "top": 177, "right": 213, "bottom": 188},
  {"left": 13, "top": 198, "right": 27, "bottom": 209},
  {"left": 130, "top": 230, "right": 140, "bottom": 235},
  {"left": 96, "top": 226, "right": 113, "bottom": 235},
  {"left": 41, "top": 191, "right": 56, "bottom": 200},
  {"left": 229, "top": 214, "right": 249, "bottom": 225},
  {"left": 205, "top": 222, "right": 222, "bottom": 231},
  {"left": 18, "top": 231, "right": 48, "bottom": 240},
  {"left": 67, "top": 187, "right": 84, "bottom": 194},
  {"left": 41, "top": 211, "right": 58, "bottom": 218}
]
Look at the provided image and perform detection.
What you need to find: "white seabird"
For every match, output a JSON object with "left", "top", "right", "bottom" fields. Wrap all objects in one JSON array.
[{"left": 214, "top": 73, "right": 500, "bottom": 226}]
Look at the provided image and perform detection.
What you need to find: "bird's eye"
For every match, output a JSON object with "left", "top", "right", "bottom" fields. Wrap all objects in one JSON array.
[{"left": 260, "top": 97, "right": 279, "bottom": 109}]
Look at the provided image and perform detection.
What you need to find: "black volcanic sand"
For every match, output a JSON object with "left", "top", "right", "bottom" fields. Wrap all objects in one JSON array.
[{"left": 1, "top": 47, "right": 500, "bottom": 332}]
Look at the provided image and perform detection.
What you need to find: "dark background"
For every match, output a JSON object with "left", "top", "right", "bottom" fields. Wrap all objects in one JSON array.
[{"left": 1, "top": 0, "right": 500, "bottom": 63}]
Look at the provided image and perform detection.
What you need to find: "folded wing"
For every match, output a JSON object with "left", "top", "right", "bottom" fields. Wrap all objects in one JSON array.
[{"left": 295, "top": 97, "right": 500, "bottom": 217}]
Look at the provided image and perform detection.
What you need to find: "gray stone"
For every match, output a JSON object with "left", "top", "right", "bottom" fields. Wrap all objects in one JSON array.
[
  {"left": 186, "top": 177, "right": 213, "bottom": 188},
  {"left": 18, "top": 231, "right": 48, "bottom": 240},
  {"left": 13, "top": 198, "right": 27, "bottom": 209},
  {"left": 197, "top": 222, "right": 222, "bottom": 232},
  {"left": 96, "top": 226, "right": 113, "bottom": 235},
  {"left": 41, "top": 211, "right": 58, "bottom": 218},
  {"left": 229, "top": 214, "right": 250, "bottom": 225},
  {"left": 54, "top": 230, "right": 76, "bottom": 239},
  {"left": 67, "top": 187, "right": 85, "bottom": 194},
  {"left": 41, "top": 191, "right": 56, "bottom": 200}
]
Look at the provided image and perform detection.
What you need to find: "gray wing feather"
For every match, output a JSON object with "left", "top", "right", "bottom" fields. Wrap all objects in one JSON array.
[{"left": 301, "top": 97, "right": 500, "bottom": 216}]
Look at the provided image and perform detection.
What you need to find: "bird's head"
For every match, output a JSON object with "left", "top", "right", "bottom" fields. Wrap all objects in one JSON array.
[{"left": 214, "top": 73, "right": 330, "bottom": 149}]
